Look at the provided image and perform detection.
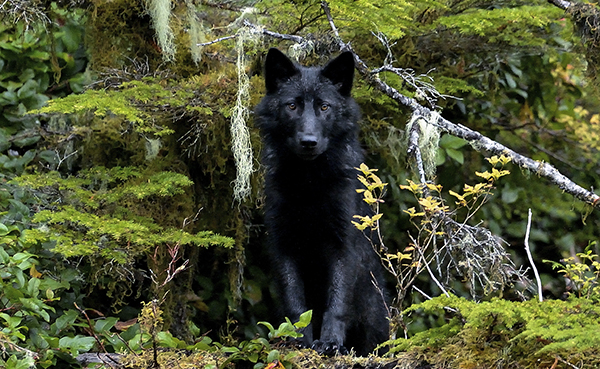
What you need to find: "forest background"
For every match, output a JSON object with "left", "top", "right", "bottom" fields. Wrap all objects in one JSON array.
[{"left": 1, "top": 0, "right": 600, "bottom": 368}]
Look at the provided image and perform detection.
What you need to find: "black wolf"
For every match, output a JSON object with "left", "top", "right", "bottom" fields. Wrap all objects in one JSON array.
[{"left": 255, "top": 48, "right": 389, "bottom": 356}]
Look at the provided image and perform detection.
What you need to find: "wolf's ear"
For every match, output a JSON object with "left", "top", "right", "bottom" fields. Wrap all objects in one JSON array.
[
  {"left": 264, "top": 48, "right": 299, "bottom": 93},
  {"left": 321, "top": 51, "right": 355, "bottom": 96}
]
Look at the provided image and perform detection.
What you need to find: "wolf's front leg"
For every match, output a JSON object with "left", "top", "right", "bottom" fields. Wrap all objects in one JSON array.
[
  {"left": 312, "top": 254, "right": 357, "bottom": 355},
  {"left": 278, "top": 255, "right": 313, "bottom": 345}
]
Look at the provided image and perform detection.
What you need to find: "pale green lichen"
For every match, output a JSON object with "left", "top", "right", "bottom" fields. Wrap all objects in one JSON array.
[
  {"left": 186, "top": 0, "right": 205, "bottom": 64},
  {"left": 230, "top": 27, "right": 257, "bottom": 202},
  {"left": 145, "top": 0, "right": 176, "bottom": 61}
]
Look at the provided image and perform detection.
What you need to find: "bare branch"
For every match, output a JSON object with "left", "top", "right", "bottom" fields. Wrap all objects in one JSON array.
[
  {"left": 242, "top": 19, "right": 305, "bottom": 43},
  {"left": 524, "top": 209, "right": 543, "bottom": 302},
  {"left": 197, "top": 34, "right": 238, "bottom": 47}
]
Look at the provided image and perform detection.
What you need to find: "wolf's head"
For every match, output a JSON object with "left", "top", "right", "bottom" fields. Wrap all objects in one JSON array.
[{"left": 257, "top": 48, "right": 359, "bottom": 161}]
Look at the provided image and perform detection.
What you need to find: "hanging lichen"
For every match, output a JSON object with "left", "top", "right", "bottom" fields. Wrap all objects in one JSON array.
[
  {"left": 230, "top": 27, "right": 256, "bottom": 202},
  {"left": 186, "top": 0, "right": 205, "bottom": 64},
  {"left": 145, "top": 0, "right": 176, "bottom": 61}
]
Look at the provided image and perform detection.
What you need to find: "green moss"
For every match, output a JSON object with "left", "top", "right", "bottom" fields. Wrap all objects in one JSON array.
[{"left": 390, "top": 294, "right": 600, "bottom": 367}]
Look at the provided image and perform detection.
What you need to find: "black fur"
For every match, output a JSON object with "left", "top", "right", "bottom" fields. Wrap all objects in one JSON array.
[{"left": 255, "top": 48, "right": 389, "bottom": 356}]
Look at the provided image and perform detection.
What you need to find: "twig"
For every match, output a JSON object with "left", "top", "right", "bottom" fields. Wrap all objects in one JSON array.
[
  {"left": 74, "top": 302, "right": 107, "bottom": 353},
  {"left": 370, "top": 271, "right": 392, "bottom": 323},
  {"left": 242, "top": 20, "right": 305, "bottom": 43},
  {"left": 556, "top": 355, "right": 581, "bottom": 369},
  {"left": 196, "top": 34, "right": 238, "bottom": 47},
  {"left": 56, "top": 149, "right": 78, "bottom": 170},
  {"left": 415, "top": 243, "right": 450, "bottom": 297},
  {"left": 412, "top": 286, "right": 460, "bottom": 315},
  {"left": 524, "top": 209, "right": 543, "bottom": 302},
  {"left": 412, "top": 285, "right": 432, "bottom": 300}
]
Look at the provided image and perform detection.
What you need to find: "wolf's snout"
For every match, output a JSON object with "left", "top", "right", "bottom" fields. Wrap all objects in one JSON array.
[{"left": 300, "top": 136, "right": 318, "bottom": 148}]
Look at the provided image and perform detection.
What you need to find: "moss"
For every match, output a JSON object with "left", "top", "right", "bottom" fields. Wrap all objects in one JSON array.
[
  {"left": 389, "top": 294, "right": 600, "bottom": 368},
  {"left": 87, "top": 0, "right": 159, "bottom": 70}
]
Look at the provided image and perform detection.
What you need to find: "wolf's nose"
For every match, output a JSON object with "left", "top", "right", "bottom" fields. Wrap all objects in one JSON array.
[{"left": 300, "top": 137, "right": 318, "bottom": 148}]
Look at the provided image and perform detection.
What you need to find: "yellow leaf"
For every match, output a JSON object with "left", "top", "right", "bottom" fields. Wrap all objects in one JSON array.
[
  {"left": 354, "top": 163, "right": 371, "bottom": 175},
  {"left": 475, "top": 170, "right": 492, "bottom": 180},
  {"left": 357, "top": 175, "right": 370, "bottom": 188},
  {"left": 363, "top": 191, "right": 377, "bottom": 204},
  {"left": 425, "top": 183, "right": 442, "bottom": 193},
  {"left": 351, "top": 221, "right": 368, "bottom": 231},
  {"left": 30, "top": 265, "right": 42, "bottom": 278},
  {"left": 399, "top": 179, "right": 421, "bottom": 194},
  {"left": 403, "top": 207, "right": 425, "bottom": 217},
  {"left": 449, "top": 190, "right": 465, "bottom": 201}
]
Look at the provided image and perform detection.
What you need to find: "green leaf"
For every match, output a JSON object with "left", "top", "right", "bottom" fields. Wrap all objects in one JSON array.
[
  {"left": 58, "top": 335, "right": 96, "bottom": 355},
  {"left": 5, "top": 354, "right": 35, "bottom": 369},
  {"left": 0, "top": 222, "right": 10, "bottom": 236},
  {"left": 94, "top": 317, "right": 118, "bottom": 333},
  {"left": 0, "top": 128, "right": 10, "bottom": 152},
  {"left": 17, "top": 79, "right": 39, "bottom": 100},
  {"left": 54, "top": 310, "right": 79, "bottom": 333},
  {"left": 266, "top": 349, "right": 280, "bottom": 363},
  {"left": 446, "top": 148, "right": 464, "bottom": 164},
  {"left": 440, "top": 134, "right": 468, "bottom": 150},
  {"left": 2, "top": 285, "right": 25, "bottom": 300},
  {"left": 26, "top": 277, "right": 41, "bottom": 297},
  {"left": 157, "top": 331, "right": 186, "bottom": 348},
  {"left": 0, "top": 247, "right": 9, "bottom": 263},
  {"left": 505, "top": 72, "right": 517, "bottom": 89},
  {"left": 295, "top": 310, "right": 312, "bottom": 329},
  {"left": 59, "top": 25, "right": 82, "bottom": 53}
]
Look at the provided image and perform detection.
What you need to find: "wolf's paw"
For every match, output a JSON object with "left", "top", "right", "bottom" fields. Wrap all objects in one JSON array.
[{"left": 311, "top": 340, "right": 349, "bottom": 356}]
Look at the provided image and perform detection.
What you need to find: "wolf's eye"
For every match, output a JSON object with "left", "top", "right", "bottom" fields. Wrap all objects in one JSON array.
[
  {"left": 287, "top": 103, "right": 297, "bottom": 110},
  {"left": 320, "top": 104, "right": 329, "bottom": 111}
]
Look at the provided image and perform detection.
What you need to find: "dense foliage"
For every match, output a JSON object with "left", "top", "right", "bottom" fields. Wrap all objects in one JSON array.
[{"left": 1, "top": 0, "right": 599, "bottom": 368}]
